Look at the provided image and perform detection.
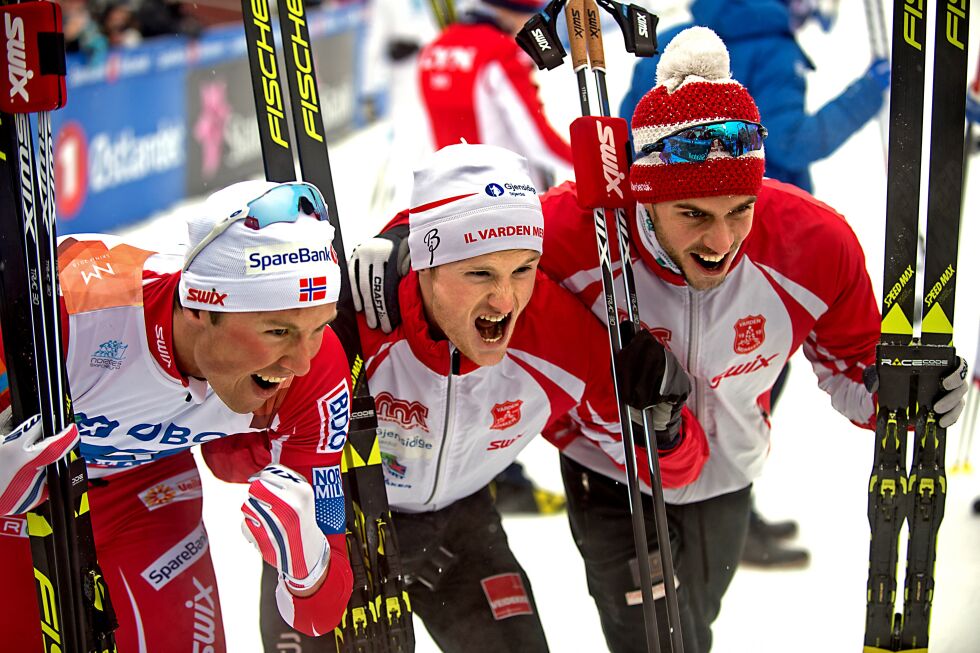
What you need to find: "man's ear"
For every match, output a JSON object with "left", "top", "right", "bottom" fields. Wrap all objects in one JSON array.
[{"left": 181, "top": 306, "right": 206, "bottom": 327}]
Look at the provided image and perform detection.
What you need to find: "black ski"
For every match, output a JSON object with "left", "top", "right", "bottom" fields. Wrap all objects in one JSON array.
[
  {"left": 0, "top": 1, "right": 116, "bottom": 651},
  {"left": 865, "top": 0, "right": 969, "bottom": 650},
  {"left": 238, "top": 0, "right": 413, "bottom": 650}
]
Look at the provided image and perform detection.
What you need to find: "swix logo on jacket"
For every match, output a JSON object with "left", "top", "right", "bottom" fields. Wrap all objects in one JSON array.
[{"left": 537, "top": 179, "right": 879, "bottom": 504}]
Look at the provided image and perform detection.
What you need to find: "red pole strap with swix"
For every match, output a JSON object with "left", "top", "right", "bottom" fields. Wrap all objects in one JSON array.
[
  {"left": 0, "top": 1, "right": 67, "bottom": 114},
  {"left": 569, "top": 115, "right": 634, "bottom": 210}
]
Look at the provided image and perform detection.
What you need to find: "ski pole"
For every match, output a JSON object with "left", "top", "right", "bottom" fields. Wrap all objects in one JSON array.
[
  {"left": 519, "top": 0, "right": 678, "bottom": 650},
  {"left": 0, "top": 1, "right": 118, "bottom": 650},
  {"left": 863, "top": 0, "right": 889, "bottom": 166},
  {"left": 579, "top": 2, "right": 683, "bottom": 651}
]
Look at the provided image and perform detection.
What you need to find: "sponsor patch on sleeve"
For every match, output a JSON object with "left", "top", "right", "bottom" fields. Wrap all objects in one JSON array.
[
  {"left": 312, "top": 465, "right": 345, "bottom": 535},
  {"left": 316, "top": 380, "right": 350, "bottom": 453}
]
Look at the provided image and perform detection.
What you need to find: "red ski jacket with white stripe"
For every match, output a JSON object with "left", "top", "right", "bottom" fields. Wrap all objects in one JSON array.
[
  {"left": 538, "top": 179, "right": 880, "bottom": 504},
  {"left": 417, "top": 16, "right": 572, "bottom": 179},
  {"left": 355, "top": 269, "right": 708, "bottom": 513}
]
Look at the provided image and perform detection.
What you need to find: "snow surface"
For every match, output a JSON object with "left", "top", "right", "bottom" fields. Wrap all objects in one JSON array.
[{"left": 112, "top": 0, "right": 980, "bottom": 650}]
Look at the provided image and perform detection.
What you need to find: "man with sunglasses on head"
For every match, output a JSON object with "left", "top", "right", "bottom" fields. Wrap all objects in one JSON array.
[
  {"left": 0, "top": 180, "right": 354, "bottom": 651},
  {"left": 348, "top": 27, "right": 969, "bottom": 652}
]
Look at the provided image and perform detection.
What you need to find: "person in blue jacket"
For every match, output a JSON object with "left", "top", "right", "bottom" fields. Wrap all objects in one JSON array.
[
  {"left": 620, "top": 0, "right": 891, "bottom": 570},
  {"left": 619, "top": 0, "right": 890, "bottom": 194}
]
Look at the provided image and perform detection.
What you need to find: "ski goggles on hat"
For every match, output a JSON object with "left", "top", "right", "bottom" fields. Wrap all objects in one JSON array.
[
  {"left": 184, "top": 182, "right": 329, "bottom": 272},
  {"left": 639, "top": 120, "right": 768, "bottom": 165}
]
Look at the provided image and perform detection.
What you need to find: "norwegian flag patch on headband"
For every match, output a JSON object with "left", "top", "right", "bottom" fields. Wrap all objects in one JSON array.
[{"left": 299, "top": 276, "right": 328, "bottom": 302}]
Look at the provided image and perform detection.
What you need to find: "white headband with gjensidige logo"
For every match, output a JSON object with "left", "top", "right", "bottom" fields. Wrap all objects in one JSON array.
[
  {"left": 407, "top": 144, "right": 544, "bottom": 270},
  {"left": 180, "top": 180, "right": 342, "bottom": 312}
]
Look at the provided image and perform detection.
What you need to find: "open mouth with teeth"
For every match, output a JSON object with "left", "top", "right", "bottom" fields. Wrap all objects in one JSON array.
[
  {"left": 252, "top": 372, "right": 288, "bottom": 391},
  {"left": 475, "top": 312, "right": 511, "bottom": 344},
  {"left": 691, "top": 251, "right": 728, "bottom": 272}
]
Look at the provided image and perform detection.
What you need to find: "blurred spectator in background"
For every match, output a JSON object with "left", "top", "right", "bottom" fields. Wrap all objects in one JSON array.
[
  {"left": 61, "top": 0, "right": 109, "bottom": 62},
  {"left": 417, "top": 0, "right": 573, "bottom": 190},
  {"left": 619, "top": 0, "right": 891, "bottom": 570},
  {"left": 100, "top": 0, "right": 142, "bottom": 48},
  {"left": 135, "top": 0, "right": 202, "bottom": 39}
]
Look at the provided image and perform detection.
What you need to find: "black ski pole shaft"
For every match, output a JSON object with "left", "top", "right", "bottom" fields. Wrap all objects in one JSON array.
[
  {"left": 565, "top": 1, "right": 660, "bottom": 651},
  {"left": 582, "top": 2, "right": 682, "bottom": 650}
]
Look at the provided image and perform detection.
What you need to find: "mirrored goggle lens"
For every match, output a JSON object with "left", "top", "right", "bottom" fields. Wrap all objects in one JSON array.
[
  {"left": 242, "top": 182, "right": 329, "bottom": 230},
  {"left": 640, "top": 121, "right": 767, "bottom": 164}
]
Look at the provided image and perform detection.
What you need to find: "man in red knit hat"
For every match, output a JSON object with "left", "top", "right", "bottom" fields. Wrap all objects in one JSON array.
[{"left": 349, "top": 26, "right": 970, "bottom": 652}]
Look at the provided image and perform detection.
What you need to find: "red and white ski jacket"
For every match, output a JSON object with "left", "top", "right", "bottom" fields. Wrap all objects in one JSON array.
[
  {"left": 355, "top": 269, "right": 708, "bottom": 513},
  {"left": 538, "top": 179, "right": 880, "bottom": 504},
  {"left": 19, "top": 235, "right": 354, "bottom": 635},
  {"left": 417, "top": 16, "right": 572, "bottom": 181}
]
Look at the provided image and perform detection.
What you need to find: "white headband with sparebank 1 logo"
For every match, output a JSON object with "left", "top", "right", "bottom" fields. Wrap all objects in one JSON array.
[
  {"left": 407, "top": 144, "right": 545, "bottom": 270},
  {"left": 179, "top": 180, "right": 342, "bottom": 312}
]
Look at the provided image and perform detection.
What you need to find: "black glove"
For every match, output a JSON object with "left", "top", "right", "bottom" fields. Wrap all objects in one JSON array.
[
  {"left": 349, "top": 224, "right": 410, "bottom": 333},
  {"left": 614, "top": 325, "right": 691, "bottom": 450}
]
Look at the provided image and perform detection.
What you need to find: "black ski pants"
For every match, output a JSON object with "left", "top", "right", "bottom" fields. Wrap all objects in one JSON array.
[
  {"left": 259, "top": 486, "right": 549, "bottom": 652},
  {"left": 561, "top": 454, "right": 752, "bottom": 653}
]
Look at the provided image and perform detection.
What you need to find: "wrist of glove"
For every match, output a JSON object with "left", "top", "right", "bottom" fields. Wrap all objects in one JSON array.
[
  {"left": 614, "top": 325, "right": 691, "bottom": 450},
  {"left": 349, "top": 224, "right": 410, "bottom": 333},
  {"left": 866, "top": 57, "right": 891, "bottom": 92},
  {"left": 863, "top": 356, "right": 969, "bottom": 428},
  {"left": 242, "top": 464, "right": 330, "bottom": 594},
  {"left": 0, "top": 415, "right": 79, "bottom": 516}
]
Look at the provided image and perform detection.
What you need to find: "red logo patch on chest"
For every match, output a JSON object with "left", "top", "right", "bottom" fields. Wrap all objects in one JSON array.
[
  {"left": 490, "top": 400, "right": 523, "bottom": 430},
  {"left": 733, "top": 315, "right": 766, "bottom": 354}
]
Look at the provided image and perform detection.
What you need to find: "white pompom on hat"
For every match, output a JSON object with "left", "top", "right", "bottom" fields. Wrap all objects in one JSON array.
[
  {"left": 180, "top": 180, "right": 342, "bottom": 312},
  {"left": 630, "top": 26, "right": 765, "bottom": 205},
  {"left": 407, "top": 144, "right": 544, "bottom": 270}
]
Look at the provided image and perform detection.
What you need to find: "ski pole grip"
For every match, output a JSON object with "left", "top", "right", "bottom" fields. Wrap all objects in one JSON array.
[
  {"left": 569, "top": 116, "right": 633, "bottom": 209},
  {"left": 0, "top": 1, "right": 67, "bottom": 113},
  {"left": 585, "top": 0, "right": 606, "bottom": 71},
  {"left": 565, "top": 0, "right": 588, "bottom": 72}
]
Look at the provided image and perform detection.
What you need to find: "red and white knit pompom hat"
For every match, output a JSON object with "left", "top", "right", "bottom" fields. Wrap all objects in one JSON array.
[{"left": 630, "top": 26, "right": 765, "bottom": 205}]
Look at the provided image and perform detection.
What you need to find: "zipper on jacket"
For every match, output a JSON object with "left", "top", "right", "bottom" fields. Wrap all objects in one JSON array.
[
  {"left": 425, "top": 345, "right": 460, "bottom": 506},
  {"left": 687, "top": 290, "right": 705, "bottom": 424}
]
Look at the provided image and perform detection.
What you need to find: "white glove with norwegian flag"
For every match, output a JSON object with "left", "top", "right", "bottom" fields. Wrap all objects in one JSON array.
[
  {"left": 0, "top": 414, "right": 80, "bottom": 515},
  {"left": 241, "top": 464, "right": 330, "bottom": 594}
]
